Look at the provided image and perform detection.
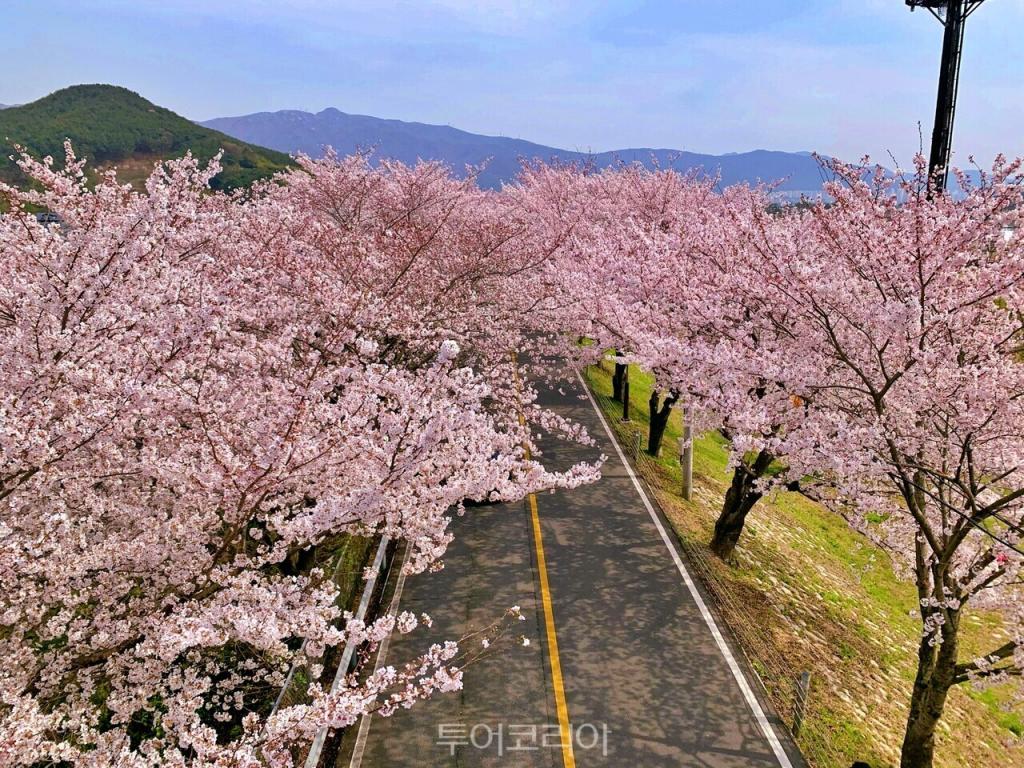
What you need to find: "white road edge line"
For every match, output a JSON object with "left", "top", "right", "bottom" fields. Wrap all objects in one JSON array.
[
  {"left": 575, "top": 370, "right": 795, "bottom": 768},
  {"left": 348, "top": 550, "right": 409, "bottom": 768}
]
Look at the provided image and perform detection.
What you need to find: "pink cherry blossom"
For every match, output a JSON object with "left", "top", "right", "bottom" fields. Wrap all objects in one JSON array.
[{"left": 0, "top": 145, "right": 598, "bottom": 767}]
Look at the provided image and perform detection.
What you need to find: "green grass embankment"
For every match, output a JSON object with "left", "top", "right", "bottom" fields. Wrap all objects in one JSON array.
[{"left": 584, "top": 360, "right": 1021, "bottom": 768}]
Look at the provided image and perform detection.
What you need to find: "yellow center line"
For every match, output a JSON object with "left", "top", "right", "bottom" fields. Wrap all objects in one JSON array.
[
  {"left": 526, "top": 488, "right": 577, "bottom": 768},
  {"left": 512, "top": 354, "right": 575, "bottom": 768}
]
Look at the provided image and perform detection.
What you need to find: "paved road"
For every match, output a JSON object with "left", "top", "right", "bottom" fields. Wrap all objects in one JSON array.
[{"left": 340, "top": 373, "right": 805, "bottom": 768}]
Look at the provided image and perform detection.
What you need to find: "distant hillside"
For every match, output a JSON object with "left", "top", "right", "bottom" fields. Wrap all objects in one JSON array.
[
  {"left": 0, "top": 85, "right": 293, "bottom": 190},
  {"left": 202, "top": 107, "right": 829, "bottom": 194}
]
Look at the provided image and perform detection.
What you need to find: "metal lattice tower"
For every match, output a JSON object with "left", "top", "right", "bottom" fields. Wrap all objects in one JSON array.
[{"left": 906, "top": 1, "right": 988, "bottom": 192}]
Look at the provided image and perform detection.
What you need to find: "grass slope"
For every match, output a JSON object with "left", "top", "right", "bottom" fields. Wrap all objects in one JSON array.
[
  {"left": 584, "top": 360, "right": 1022, "bottom": 768},
  {"left": 0, "top": 84, "right": 293, "bottom": 190}
]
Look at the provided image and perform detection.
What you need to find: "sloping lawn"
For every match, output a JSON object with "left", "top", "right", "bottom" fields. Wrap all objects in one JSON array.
[{"left": 584, "top": 360, "right": 1022, "bottom": 768}]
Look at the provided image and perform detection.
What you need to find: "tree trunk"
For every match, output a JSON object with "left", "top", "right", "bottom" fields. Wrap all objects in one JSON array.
[
  {"left": 280, "top": 543, "right": 318, "bottom": 577},
  {"left": 612, "top": 362, "right": 627, "bottom": 402},
  {"left": 647, "top": 389, "right": 679, "bottom": 456},
  {"left": 900, "top": 612, "right": 960, "bottom": 768},
  {"left": 621, "top": 374, "right": 631, "bottom": 422},
  {"left": 709, "top": 449, "right": 774, "bottom": 559}
]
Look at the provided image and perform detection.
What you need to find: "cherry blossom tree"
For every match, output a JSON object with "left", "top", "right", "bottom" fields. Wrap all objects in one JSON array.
[
  {"left": 267, "top": 152, "right": 597, "bottom": 457},
  {"left": 511, "top": 162, "right": 817, "bottom": 558},
  {"left": 504, "top": 153, "right": 1024, "bottom": 766},
  {"left": 8, "top": 134, "right": 1023, "bottom": 768},
  {"left": 686, "top": 186, "right": 826, "bottom": 560},
  {"left": 0, "top": 146, "right": 597, "bottom": 767},
  {"left": 734, "top": 156, "right": 1024, "bottom": 768},
  {"left": 507, "top": 162, "right": 711, "bottom": 443}
]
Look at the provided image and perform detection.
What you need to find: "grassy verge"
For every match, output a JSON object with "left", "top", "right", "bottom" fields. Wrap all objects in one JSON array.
[{"left": 584, "top": 360, "right": 1022, "bottom": 768}]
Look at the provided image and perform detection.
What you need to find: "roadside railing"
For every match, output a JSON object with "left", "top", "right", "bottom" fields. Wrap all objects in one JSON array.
[
  {"left": 303, "top": 535, "right": 393, "bottom": 768},
  {"left": 267, "top": 533, "right": 398, "bottom": 768}
]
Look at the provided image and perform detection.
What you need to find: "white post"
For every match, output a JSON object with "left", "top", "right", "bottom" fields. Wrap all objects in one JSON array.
[
  {"left": 680, "top": 409, "right": 693, "bottom": 501},
  {"left": 793, "top": 670, "right": 812, "bottom": 737}
]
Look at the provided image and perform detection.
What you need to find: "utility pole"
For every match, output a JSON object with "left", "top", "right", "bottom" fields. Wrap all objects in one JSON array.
[{"left": 905, "top": 1, "right": 988, "bottom": 193}]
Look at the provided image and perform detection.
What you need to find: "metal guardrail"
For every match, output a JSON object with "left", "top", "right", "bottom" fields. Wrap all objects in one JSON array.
[
  {"left": 304, "top": 535, "right": 393, "bottom": 768},
  {"left": 262, "top": 533, "right": 398, "bottom": 768},
  {"left": 270, "top": 538, "right": 358, "bottom": 720}
]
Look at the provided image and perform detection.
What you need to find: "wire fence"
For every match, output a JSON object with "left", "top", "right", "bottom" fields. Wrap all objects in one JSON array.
[{"left": 586, "top": 370, "right": 856, "bottom": 768}]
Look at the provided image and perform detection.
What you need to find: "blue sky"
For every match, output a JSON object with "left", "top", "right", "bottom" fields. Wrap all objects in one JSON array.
[{"left": 4, "top": 0, "right": 1022, "bottom": 165}]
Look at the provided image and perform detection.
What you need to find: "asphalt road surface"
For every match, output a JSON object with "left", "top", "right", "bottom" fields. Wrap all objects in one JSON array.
[{"left": 340, "top": 373, "right": 806, "bottom": 768}]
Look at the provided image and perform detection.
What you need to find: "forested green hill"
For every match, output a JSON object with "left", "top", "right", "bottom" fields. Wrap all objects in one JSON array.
[{"left": 0, "top": 84, "right": 293, "bottom": 189}]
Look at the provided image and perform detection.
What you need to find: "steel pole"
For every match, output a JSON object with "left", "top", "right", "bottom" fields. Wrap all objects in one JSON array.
[{"left": 927, "top": 0, "right": 966, "bottom": 193}]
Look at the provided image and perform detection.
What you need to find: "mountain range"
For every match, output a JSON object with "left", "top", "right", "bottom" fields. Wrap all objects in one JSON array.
[
  {"left": 0, "top": 84, "right": 832, "bottom": 195},
  {"left": 202, "top": 108, "right": 829, "bottom": 194}
]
